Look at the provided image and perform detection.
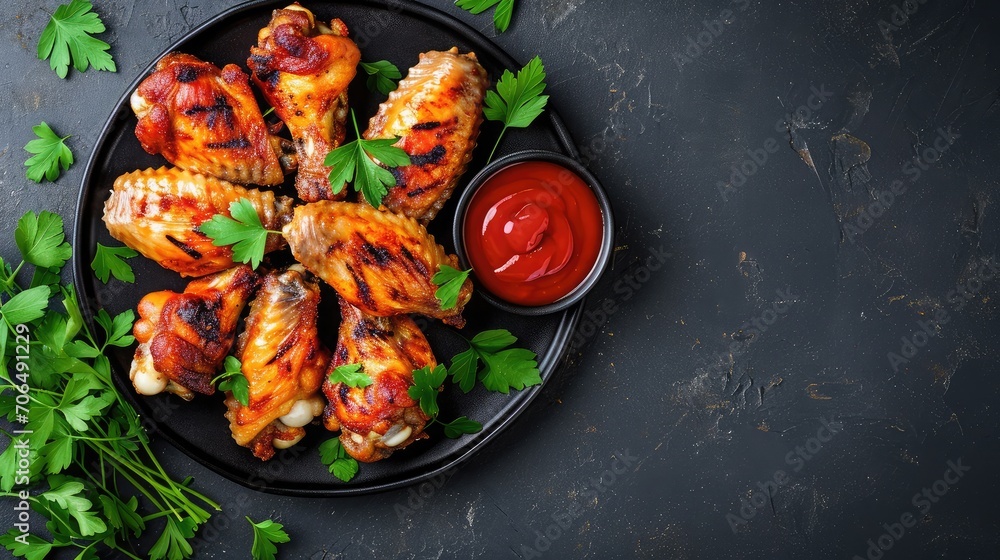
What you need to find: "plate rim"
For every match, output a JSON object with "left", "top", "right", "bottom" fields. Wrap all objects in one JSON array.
[{"left": 72, "top": 0, "right": 586, "bottom": 496}]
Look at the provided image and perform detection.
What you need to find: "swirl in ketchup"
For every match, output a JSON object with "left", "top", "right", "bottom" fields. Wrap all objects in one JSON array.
[{"left": 463, "top": 161, "right": 604, "bottom": 306}]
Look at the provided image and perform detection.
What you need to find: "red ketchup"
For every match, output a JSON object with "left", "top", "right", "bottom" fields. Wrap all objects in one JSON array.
[{"left": 463, "top": 161, "right": 604, "bottom": 306}]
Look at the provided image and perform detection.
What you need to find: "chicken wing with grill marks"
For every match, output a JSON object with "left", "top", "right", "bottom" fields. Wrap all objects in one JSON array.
[
  {"left": 103, "top": 167, "right": 293, "bottom": 277},
  {"left": 131, "top": 52, "right": 293, "bottom": 186},
  {"left": 224, "top": 266, "right": 330, "bottom": 460},
  {"left": 282, "top": 201, "right": 473, "bottom": 327},
  {"left": 248, "top": 4, "right": 360, "bottom": 202},
  {"left": 323, "top": 298, "right": 433, "bottom": 462},
  {"left": 366, "top": 48, "right": 488, "bottom": 223},
  {"left": 130, "top": 265, "right": 259, "bottom": 400}
]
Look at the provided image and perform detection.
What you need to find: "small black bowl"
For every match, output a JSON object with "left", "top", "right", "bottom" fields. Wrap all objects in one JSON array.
[{"left": 452, "top": 150, "right": 615, "bottom": 315}]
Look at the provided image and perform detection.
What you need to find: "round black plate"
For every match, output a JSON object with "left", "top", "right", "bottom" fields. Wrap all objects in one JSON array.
[{"left": 72, "top": 0, "right": 584, "bottom": 496}]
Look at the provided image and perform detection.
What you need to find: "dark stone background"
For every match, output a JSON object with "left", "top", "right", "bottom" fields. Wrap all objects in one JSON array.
[{"left": 2, "top": 0, "right": 999, "bottom": 558}]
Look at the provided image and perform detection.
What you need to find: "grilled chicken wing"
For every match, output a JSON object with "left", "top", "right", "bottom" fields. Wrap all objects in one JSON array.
[
  {"left": 248, "top": 4, "right": 360, "bottom": 202},
  {"left": 103, "top": 167, "right": 292, "bottom": 277},
  {"left": 131, "top": 52, "right": 292, "bottom": 186},
  {"left": 366, "top": 48, "right": 488, "bottom": 223},
  {"left": 323, "top": 298, "right": 433, "bottom": 462},
  {"left": 130, "top": 265, "right": 259, "bottom": 400},
  {"left": 283, "top": 201, "right": 473, "bottom": 327},
  {"left": 224, "top": 266, "right": 331, "bottom": 460}
]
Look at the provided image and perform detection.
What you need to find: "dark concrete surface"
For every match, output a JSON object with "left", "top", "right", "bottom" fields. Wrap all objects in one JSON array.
[{"left": 2, "top": 0, "right": 1000, "bottom": 558}]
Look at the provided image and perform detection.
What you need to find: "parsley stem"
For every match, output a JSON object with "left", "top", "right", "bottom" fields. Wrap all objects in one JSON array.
[
  {"left": 487, "top": 126, "right": 509, "bottom": 164},
  {"left": 2, "top": 260, "right": 25, "bottom": 291}
]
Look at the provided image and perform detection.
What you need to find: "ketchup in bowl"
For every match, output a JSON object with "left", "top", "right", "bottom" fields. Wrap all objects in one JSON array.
[{"left": 461, "top": 159, "right": 606, "bottom": 307}]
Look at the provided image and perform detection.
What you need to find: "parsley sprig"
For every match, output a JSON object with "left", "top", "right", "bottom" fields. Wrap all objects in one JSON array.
[
  {"left": 212, "top": 355, "right": 249, "bottom": 406},
  {"left": 325, "top": 110, "right": 411, "bottom": 208},
  {"left": 483, "top": 55, "right": 549, "bottom": 162},
  {"left": 0, "top": 210, "right": 221, "bottom": 560},
  {"left": 199, "top": 198, "right": 282, "bottom": 269},
  {"left": 24, "top": 122, "right": 73, "bottom": 183},
  {"left": 456, "top": 0, "right": 516, "bottom": 33},
  {"left": 448, "top": 329, "right": 541, "bottom": 394},
  {"left": 247, "top": 517, "right": 290, "bottom": 560},
  {"left": 328, "top": 363, "right": 373, "bottom": 388},
  {"left": 432, "top": 265, "right": 470, "bottom": 310},
  {"left": 37, "top": 0, "right": 117, "bottom": 79},
  {"left": 359, "top": 60, "right": 402, "bottom": 95},
  {"left": 319, "top": 438, "right": 360, "bottom": 483},
  {"left": 91, "top": 243, "right": 138, "bottom": 284},
  {"left": 408, "top": 364, "right": 484, "bottom": 438}
]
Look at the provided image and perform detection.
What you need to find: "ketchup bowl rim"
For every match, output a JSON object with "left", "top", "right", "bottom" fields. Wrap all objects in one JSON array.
[{"left": 452, "top": 149, "right": 615, "bottom": 316}]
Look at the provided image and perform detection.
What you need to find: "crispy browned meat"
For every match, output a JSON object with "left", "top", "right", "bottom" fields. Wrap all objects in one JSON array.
[
  {"left": 224, "top": 266, "right": 331, "bottom": 460},
  {"left": 282, "top": 201, "right": 473, "bottom": 327},
  {"left": 103, "top": 167, "right": 292, "bottom": 277},
  {"left": 132, "top": 52, "right": 292, "bottom": 186},
  {"left": 366, "top": 48, "right": 488, "bottom": 223},
  {"left": 323, "top": 298, "right": 433, "bottom": 462},
  {"left": 248, "top": 4, "right": 360, "bottom": 202},
  {"left": 130, "top": 265, "right": 259, "bottom": 400}
]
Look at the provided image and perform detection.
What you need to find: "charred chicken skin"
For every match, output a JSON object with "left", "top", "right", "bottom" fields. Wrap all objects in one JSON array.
[
  {"left": 366, "top": 48, "right": 488, "bottom": 223},
  {"left": 225, "top": 266, "right": 331, "bottom": 460},
  {"left": 131, "top": 52, "right": 292, "bottom": 186},
  {"left": 130, "top": 265, "right": 259, "bottom": 400},
  {"left": 282, "top": 201, "right": 473, "bottom": 327},
  {"left": 103, "top": 167, "right": 293, "bottom": 277},
  {"left": 323, "top": 298, "right": 433, "bottom": 462},
  {"left": 248, "top": 3, "right": 360, "bottom": 202}
]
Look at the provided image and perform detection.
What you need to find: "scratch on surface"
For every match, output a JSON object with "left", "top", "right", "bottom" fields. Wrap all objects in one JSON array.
[{"left": 806, "top": 383, "right": 833, "bottom": 400}]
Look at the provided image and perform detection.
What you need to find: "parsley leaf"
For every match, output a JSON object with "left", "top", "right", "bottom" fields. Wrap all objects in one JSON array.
[
  {"left": 149, "top": 516, "right": 196, "bottom": 560},
  {"left": 319, "top": 438, "right": 360, "bottom": 482},
  {"left": 479, "top": 347, "right": 540, "bottom": 393},
  {"left": 469, "top": 329, "right": 517, "bottom": 352},
  {"left": 447, "top": 329, "right": 541, "bottom": 394},
  {"left": 0, "top": 529, "right": 52, "bottom": 560},
  {"left": 325, "top": 110, "right": 411, "bottom": 208},
  {"left": 483, "top": 55, "right": 549, "bottom": 161},
  {"left": 91, "top": 243, "right": 138, "bottom": 283},
  {"left": 213, "top": 355, "right": 249, "bottom": 406},
  {"left": 37, "top": 0, "right": 116, "bottom": 79},
  {"left": 442, "top": 416, "right": 483, "bottom": 438},
  {"left": 24, "top": 123, "right": 73, "bottom": 183},
  {"left": 360, "top": 60, "right": 402, "bottom": 95},
  {"left": 94, "top": 308, "right": 135, "bottom": 348},
  {"left": 448, "top": 348, "right": 479, "bottom": 393},
  {"left": 199, "top": 198, "right": 279, "bottom": 269},
  {"left": 432, "top": 265, "right": 470, "bottom": 310},
  {"left": 15, "top": 210, "right": 72, "bottom": 270},
  {"left": 40, "top": 477, "right": 107, "bottom": 537},
  {"left": 1, "top": 285, "right": 50, "bottom": 326},
  {"left": 328, "top": 363, "right": 373, "bottom": 388},
  {"left": 408, "top": 364, "right": 447, "bottom": 418},
  {"left": 247, "top": 517, "right": 290, "bottom": 560},
  {"left": 456, "top": 0, "right": 516, "bottom": 32}
]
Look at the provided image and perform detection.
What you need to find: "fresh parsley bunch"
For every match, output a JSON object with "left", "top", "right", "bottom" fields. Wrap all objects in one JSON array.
[
  {"left": 0, "top": 210, "right": 291, "bottom": 560},
  {"left": 0, "top": 211, "right": 219, "bottom": 559}
]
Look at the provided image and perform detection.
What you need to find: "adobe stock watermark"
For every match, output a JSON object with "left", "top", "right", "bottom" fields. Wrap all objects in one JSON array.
[
  {"left": 699, "top": 287, "right": 799, "bottom": 379},
  {"left": 852, "top": 458, "right": 970, "bottom": 560},
  {"left": 843, "top": 126, "right": 959, "bottom": 244},
  {"left": 887, "top": 255, "right": 998, "bottom": 372},
  {"left": 726, "top": 417, "right": 843, "bottom": 532},
  {"left": 569, "top": 245, "right": 670, "bottom": 351},
  {"left": 672, "top": 0, "right": 750, "bottom": 71},
  {"left": 7, "top": 323, "right": 33, "bottom": 547},
  {"left": 718, "top": 85, "right": 834, "bottom": 202},
  {"left": 518, "top": 450, "right": 638, "bottom": 558},
  {"left": 394, "top": 467, "right": 458, "bottom": 521},
  {"left": 878, "top": 0, "right": 931, "bottom": 40}
]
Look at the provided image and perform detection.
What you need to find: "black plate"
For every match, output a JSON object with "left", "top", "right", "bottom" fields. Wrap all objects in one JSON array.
[{"left": 72, "top": 0, "right": 584, "bottom": 496}]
